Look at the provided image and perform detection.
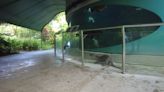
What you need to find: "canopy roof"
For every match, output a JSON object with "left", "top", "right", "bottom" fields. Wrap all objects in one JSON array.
[{"left": 0, "top": 0, "right": 65, "bottom": 31}]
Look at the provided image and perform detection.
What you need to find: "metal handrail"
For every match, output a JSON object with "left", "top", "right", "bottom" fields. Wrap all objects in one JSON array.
[{"left": 81, "top": 22, "right": 164, "bottom": 32}]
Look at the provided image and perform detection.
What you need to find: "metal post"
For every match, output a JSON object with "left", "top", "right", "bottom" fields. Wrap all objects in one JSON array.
[
  {"left": 122, "top": 26, "right": 126, "bottom": 74},
  {"left": 54, "top": 34, "right": 56, "bottom": 57},
  {"left": 61, "top": 32, "right": 65, "bottom": 62},
  {"left": 41, "top": 31, "right": 43, "bottom": 49},
  {"left": 81, "top": 30, "right": 84, "bottom": 66}
]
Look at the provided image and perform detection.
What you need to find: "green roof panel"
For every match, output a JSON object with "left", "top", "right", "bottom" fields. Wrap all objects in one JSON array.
[{"left": 0, "top": 0, "right": 65, "bottom": 31}]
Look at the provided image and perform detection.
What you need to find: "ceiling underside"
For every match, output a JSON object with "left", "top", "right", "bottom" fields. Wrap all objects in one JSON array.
[{"left": 0, "top": 0, "right": 65, "bottom": 31}]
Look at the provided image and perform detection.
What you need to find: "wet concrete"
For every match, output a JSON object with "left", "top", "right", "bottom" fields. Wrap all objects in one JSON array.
[
  {"left": 0, "top": 49, "right": 164, "bottom": 92},
  {"left": 0, "top": 49, "right": 99, "bottom": 92},
  {"left": 0, "top": 50, "right": 57, "bottom": 79}
]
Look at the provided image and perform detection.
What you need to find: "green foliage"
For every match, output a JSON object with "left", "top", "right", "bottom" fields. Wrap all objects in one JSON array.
[
  {"left": 8, "top": 38, "right": 23, "bottom": 51},
  {"left": 45, "top": 12, "right": 68, "bottom": 33},
  {"left": 55, "top": 12, "right": 68, "bottom": 31},
  {"left": 0, "top": 36, "right": 12, "bottom": 55},
  {"left": 22, "top": 39, "right": 39, "bottom": 51},
  {"left": 41, "top": 43, "right": 53, "bottom": 50},
  {"left": 4, "top": 37, "right": 53, "bottom": 52},
  {"left": 0, "top": 12, "right": 69, "bottom": 54}
]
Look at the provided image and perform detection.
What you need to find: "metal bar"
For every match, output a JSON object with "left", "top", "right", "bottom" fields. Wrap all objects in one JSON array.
[
  {"left": 61, "top": 32, "right": 65, "bottom": 62},
  {"left": 65, "top": 22, "right": 164, "bottom": 34},
  {"left": 54, "top": 34, "right": 56, "bottom": 57},
  {"left": 124, "top": 22, "right": 164, "bottom": 28},
  {"left": 84, "top": 51, "right": 112, "bottom": 56},
  {"left": 122, "top": 26, "right": 126, "bottom": 74},
  {"left": 84, "top": 26, "right": 122, "bottom": 32},
  {"left": 81, "top": 30, "right": 84, "bottom": 66},
  {"left": 41, "top": 31, "right": 43, "bottom": 49},
  {"left": 80, "top": 22, "right": 164, "bottom": 33}
]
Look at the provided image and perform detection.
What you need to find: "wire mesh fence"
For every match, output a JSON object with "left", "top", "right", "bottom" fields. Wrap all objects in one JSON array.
[
  {"left": 125, "top": 25, "right": 164, "bottom": 65},
  {"left": 82, "top": 28, "right": 123, "bottom": 70},
  {"left": 58, "top": 23, "right": 164, "bottom": 74},
  {"left": 64, "top": 32, "right": 82, "bottom": 61},
  {"left": 124, "top": 24, "right": 164, "bottom": 75}
]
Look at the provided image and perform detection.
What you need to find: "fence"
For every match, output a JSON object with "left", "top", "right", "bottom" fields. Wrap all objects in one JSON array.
[{"left": 55, "top": 22, "right": 164, "bottom": 74}]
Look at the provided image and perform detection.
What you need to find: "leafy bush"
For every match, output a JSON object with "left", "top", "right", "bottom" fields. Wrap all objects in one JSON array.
[
  {"left": 22, "top": 39, "right": 40, "bottom": 51},
  {"left": 5, "top": 38, "right": 53, "bottom": 52},
  {"left": 0, "top": 36, "right": 12, "bottom": 55}
]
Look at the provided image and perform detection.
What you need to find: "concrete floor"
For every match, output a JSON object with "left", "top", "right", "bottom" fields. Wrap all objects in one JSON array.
[
  {"left": 0, "top": 50, "right": 99, "bottom": 92},
  {"left": 0, "top": 50, "right": 164, "bottom": 92}
]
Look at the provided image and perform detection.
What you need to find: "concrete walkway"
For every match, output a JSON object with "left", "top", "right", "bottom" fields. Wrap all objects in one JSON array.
[{"left": 0, "top": 50, "right": 164, "bottom": 92}]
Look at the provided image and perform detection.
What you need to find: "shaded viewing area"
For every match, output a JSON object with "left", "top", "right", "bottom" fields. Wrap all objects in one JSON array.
[
  {"left": 57, "top": 23, "right": 164, "bottom": 74},
  {"left": 55, "top": 0, "right": 164, "bottom": 74},
  {"left": 0, "top": 0, "right": 164, "bottom": 75},
  {"left": 0, "top": 0, "right": 164, "bottom": 92}
]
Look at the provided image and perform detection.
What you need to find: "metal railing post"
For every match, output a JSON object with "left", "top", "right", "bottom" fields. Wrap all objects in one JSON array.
[
  {"left": 81, "top": 30, "right": 84, "bottom": 66},
  {"left": 122, "top": 26, "right": 126, "bottom": 74},
  {"left": 41, "top": 31, "right": 43, "bottom": 49},
  {"left": 54, "top": 34, "right": 56, "bottom": 57},
  {"left": 61, "top": 32, "right": 65, "bottom": 62}
]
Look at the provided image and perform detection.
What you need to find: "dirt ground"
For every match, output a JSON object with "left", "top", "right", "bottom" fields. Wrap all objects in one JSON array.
[{"left": 0, "top": 50, "right": 164, "bottom": 92}]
